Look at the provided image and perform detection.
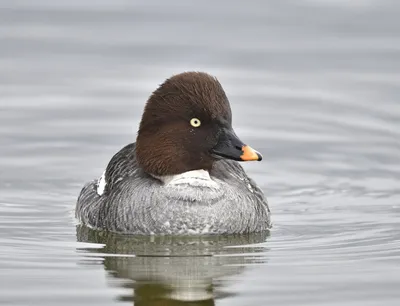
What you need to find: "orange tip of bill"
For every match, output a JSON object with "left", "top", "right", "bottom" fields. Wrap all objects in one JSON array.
[{"left": 240, "top": 145, "right": 262, "bottom": 161}]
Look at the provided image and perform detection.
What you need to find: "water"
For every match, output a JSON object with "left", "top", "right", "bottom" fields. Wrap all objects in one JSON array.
[{"left": 1, "top": 0, "right": 400, "bottom": 305}]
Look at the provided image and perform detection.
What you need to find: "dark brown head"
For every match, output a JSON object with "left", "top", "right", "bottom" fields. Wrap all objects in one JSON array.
[{"left": 136, "top": 71, "right": 262, "bottom": 176}]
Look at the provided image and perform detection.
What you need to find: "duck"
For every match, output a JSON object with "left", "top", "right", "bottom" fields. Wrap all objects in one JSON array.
[{"left": 75, "top": 71, "right": 271, "bottom": 235}]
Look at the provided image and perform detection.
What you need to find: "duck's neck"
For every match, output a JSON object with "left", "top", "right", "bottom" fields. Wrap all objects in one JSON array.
[{"left": 152, "top": 169, "right": 219, "bottom": 188}]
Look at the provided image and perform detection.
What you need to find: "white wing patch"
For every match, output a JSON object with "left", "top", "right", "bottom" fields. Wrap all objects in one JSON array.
[{"left": 97, "top": 171, "right": 107, "bottom": 196}]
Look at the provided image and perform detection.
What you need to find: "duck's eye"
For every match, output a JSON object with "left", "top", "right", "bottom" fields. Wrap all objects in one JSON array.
[{"left": 190, "top": 118, "right": 201, "bottom": 127}]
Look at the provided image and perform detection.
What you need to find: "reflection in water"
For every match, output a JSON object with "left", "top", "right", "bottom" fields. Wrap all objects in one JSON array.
[{"left": 76, "top": 225, "right": 270, "bottom": 305}]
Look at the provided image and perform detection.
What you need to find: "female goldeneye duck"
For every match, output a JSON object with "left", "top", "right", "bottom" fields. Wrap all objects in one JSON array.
[{"left": 76, "top": 71, "right": 271, "bottom": 235}]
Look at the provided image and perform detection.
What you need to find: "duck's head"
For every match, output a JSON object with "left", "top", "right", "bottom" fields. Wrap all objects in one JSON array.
[{"left": 136, "top": 71, "right": 262, "bottom": 176}]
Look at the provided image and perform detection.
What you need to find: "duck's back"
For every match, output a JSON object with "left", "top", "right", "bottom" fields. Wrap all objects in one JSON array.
[{"left": 76, "top": 143, "right": 271, "bottom": 234}]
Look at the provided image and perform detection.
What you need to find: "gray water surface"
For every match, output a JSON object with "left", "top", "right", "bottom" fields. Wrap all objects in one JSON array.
[{"left": 1, "top": 0, "right": 400, "bottom": 305}]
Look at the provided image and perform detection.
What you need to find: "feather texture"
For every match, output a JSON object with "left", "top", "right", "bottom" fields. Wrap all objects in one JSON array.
[{"left": 76, "top": 143, "right": 271, "bottom": 235}]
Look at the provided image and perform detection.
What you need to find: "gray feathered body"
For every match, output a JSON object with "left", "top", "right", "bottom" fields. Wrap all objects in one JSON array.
[{"left": 76, "top": 143, "right": 271, "bottom": 234}]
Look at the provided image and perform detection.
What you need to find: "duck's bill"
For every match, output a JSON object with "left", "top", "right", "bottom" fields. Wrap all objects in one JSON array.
[{"left": 211, "top": 129, "right": 262, "bottom": 162}]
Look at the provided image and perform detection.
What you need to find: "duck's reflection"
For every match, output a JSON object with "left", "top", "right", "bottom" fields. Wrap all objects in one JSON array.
[{"left": 76, "top": 225, "right": 270, "bottom": 305}]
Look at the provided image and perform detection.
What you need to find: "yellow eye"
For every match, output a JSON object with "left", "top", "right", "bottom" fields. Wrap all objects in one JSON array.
[{"left": 190, "top": 118, "right": 201, "bottom": 127}]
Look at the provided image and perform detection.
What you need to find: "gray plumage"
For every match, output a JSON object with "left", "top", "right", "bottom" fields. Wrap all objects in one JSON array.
[{"left": 75, "top": 143, "right": 271, "bottom": 235}]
